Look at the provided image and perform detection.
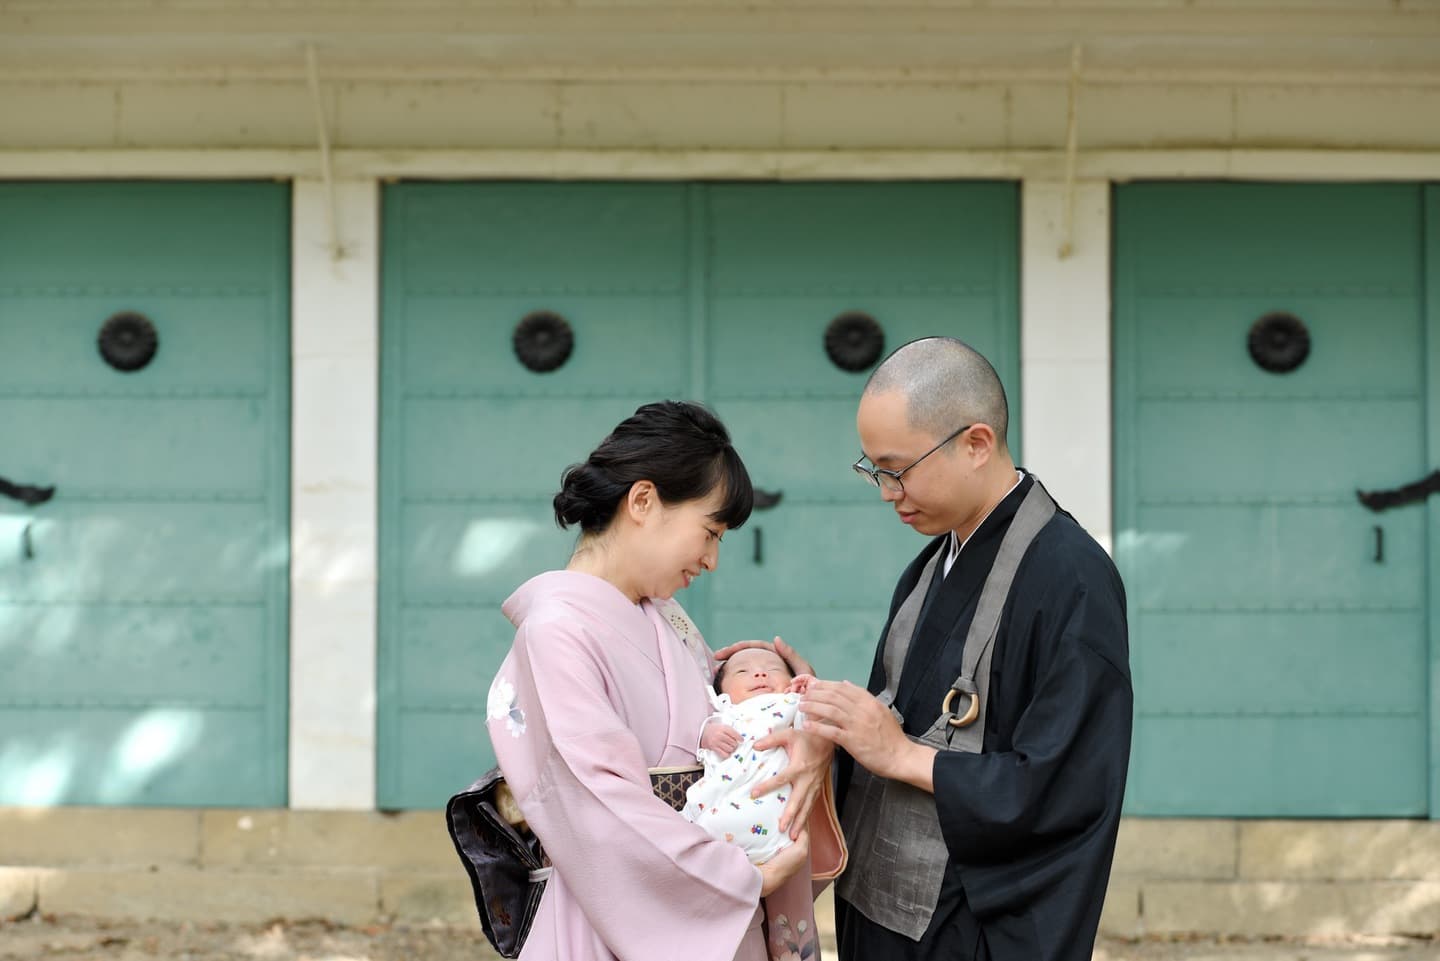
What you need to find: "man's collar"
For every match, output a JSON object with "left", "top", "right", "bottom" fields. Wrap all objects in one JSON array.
[{"left": 948, "top": 469, "right": 1028, "bottom": 562}]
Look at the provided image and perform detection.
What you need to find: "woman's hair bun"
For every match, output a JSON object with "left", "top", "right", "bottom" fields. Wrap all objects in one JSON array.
[
  {"left": 552, "top": 400, "right": 754, "bottom": 536},
  {"left": 553, "top": 462, "right": 628, "bottom": 533}
]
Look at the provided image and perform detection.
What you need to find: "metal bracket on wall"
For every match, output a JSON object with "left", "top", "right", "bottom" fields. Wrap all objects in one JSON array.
[
  {"left": 305, "top": 42, "right": 345, "bottom": 262},
  {"left": 1059, "top": 43, "right": 1084, "bottom": 260},
  {"left": 1357, "top": 470, "right": 1440, "bottom": 512}
]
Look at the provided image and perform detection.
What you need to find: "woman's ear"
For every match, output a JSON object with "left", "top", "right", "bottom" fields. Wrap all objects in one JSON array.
[{"left": 624, "top": 480, "right": 658, "bottom": 524}]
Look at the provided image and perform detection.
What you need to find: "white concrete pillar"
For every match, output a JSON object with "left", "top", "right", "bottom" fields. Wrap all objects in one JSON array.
[
  {"left": 1020, "top": 181, "right": 1114, "bottom": 554},
  {"left": 289, "top": 179, "right": 380, "bottom": 809}
]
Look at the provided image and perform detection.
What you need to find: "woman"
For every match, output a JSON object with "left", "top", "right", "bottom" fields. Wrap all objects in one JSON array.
[{"left": 486, "top": 401, "right": 819, "bottom": 961}]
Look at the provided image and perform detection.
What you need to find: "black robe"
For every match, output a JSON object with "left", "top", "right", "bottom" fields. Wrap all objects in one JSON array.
[{"left": 834, "top": 473, "right": 1133, "bottom": 961}]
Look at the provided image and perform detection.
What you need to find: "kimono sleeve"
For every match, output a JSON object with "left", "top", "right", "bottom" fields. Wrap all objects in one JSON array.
[{"left": 491, "top": 615, "right": 762, "bottom": 961}]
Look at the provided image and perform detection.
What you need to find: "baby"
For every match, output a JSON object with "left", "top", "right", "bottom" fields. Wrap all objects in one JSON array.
[{"left": 682, "top": 647, "right": 811, "bottom": 865}]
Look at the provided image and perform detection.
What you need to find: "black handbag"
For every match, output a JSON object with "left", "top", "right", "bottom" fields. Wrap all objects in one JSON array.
[{"left": 447, "top": 764, "right": 702, "bottom": 959}]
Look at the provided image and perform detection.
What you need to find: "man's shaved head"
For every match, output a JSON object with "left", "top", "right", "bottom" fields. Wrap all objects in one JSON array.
[{"left": 863, "top": 337, "right": 1009, "bottom": 450}]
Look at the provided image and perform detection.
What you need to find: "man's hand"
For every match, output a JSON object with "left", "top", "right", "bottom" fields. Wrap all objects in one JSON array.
[
  {"left": 699, "top": 722, "right": 742, "bottom": 757},
  {"left": 750, "top": 727, "right": 833, "bottom": 838},
  {"left": 713, "top": 636, "right": 816, "bottom": 678},
  {"left": 800, "top": 679, "right": 937, "bottom": 793}
]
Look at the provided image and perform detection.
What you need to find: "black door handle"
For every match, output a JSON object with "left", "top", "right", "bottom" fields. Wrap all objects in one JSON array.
[
  {"left": 1358, "top": 470, "right": 1440, "bottom": 513},
  {"left": 753, "top": 488, "right": 783, "bottom": 511},
  {"left": 0, "top": 477, "right": 55, "bottom": 506},
  {"left": 1374, "top": 526, "right": 1384, "bottom": 564}
]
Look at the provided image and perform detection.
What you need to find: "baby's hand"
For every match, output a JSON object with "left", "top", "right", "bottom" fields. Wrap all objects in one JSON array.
[
  {"left": 787, "top": 673, "right": 814, "bottom": 695},
  {"left": 700, "top": 722, "right": 742, "bottom": 756}
]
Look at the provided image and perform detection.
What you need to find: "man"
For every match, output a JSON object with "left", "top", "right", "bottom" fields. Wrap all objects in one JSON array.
[{"left": 796, "top": 336, "right": 1133, "bottom": 961}]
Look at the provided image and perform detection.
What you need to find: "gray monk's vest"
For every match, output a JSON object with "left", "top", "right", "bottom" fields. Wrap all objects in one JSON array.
[{"left": 835, "top": 481, "right": 1057, "bottom": 941}]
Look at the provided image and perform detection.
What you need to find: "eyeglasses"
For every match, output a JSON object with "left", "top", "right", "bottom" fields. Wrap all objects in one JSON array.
[{"left": 852, "top": 424, "right": 973, "bottom": 494}]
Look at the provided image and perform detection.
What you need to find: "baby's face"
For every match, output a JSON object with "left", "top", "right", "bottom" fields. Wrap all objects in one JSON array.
[{"left": 719, "top": 648, "right": 793, "bottom": 702}]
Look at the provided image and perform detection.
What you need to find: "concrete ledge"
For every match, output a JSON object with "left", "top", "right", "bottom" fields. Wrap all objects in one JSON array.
[
  {"left": 9, "top": 811, "right": 1440, "bottom": 939},
  {"left": 1239, "top": 821, "right": 1440, "bottom": 882},
  {"left": 0, "top": 809, "right": 198, "bottom": 866},
  {"left": 380, "top": 873, "right": 480, "bottom": 929},
  {"left": 200, "top": 810, "right": 453, "bottom": 871},
  {"left": 0, "top": 867, "right": 38, "bottom": 921},
  {"left": 1113, "top": 819, "right": 1238, "bottom": 880},
  {"left": 37, "top": 868, "right": 380, "bottom": 925},
  {"left": 1099, "top": 877, "right": 1141, "bottom": 938},
  {"left": 1144, "top": 881, "right": 1440, "bottom": 938}
]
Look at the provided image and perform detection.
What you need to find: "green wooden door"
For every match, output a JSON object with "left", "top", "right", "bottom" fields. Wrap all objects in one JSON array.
[
  {"left": 1115, "top": 183, "right": 1429, "bottom": 816},
  {"left": 379, "top": 182, "right": 1019, "bottom": 808},
  {"left": 703, "top": 184, "right": 1020, "bottom": 685},
  {"left": 0, "top": 182, "right": 291, "bottom": 807},
  {"left": 379, "top": 184, "right": 693, "bottom": 809}
]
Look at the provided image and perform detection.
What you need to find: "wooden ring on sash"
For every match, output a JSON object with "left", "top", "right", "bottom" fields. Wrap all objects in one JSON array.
[{"left": 942, "top": 688, "right": 980, "bottom": 728}]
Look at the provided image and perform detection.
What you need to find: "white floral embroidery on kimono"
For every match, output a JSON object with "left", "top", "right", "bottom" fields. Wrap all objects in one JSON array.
[{"left": 486, "top": 675, "right": 525, "bottom": 737}]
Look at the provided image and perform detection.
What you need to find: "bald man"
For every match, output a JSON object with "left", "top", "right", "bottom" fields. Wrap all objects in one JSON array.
[{"left": 796, "top": 337, "right": 1133, "bottom": 961}]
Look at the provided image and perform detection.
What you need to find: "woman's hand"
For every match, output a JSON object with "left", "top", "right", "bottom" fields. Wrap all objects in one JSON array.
[
  {"left": 757, "top": 829, "right": 810, "bottom": 897},
  {"left": 749, "top": 727, "right": 833, "bottom": 838},
  {"left": 713, "top": 636, "right": 816, "bottom": 678}
]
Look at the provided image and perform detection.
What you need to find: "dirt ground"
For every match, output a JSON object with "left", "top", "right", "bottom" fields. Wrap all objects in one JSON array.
[{"left": 2, "top": 917, "right": 1438, "bottom": 961}]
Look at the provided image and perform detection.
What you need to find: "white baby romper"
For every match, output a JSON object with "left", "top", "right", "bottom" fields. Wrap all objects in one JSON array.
[{"left": 681, "top": 690, "right": 802, "bottom": 864}]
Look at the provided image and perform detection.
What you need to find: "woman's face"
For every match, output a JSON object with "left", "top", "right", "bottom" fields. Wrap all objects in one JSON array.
[{"left": 635, "top": 485, "right": 730, "bottom": 600}]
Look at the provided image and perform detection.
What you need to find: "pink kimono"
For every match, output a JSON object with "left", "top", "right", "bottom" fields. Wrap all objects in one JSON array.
[{"left": 487, "top": 570, "right": 819, "bottom": 961}]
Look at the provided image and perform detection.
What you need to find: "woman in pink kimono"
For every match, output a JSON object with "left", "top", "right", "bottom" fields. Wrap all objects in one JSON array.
[{"left": 486, "top": 401, "right": 828, "bottom": 961}]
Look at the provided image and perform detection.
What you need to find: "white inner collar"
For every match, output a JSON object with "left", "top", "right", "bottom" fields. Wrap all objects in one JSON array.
[{"left": 944, "top": 470, "right": 1026, "bottom": 577}]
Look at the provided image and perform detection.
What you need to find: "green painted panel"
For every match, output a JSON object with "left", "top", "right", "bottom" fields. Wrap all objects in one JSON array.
[
  {"left": 400, "top": 398, "right": 667, "bottom": 499},
  {"left": 1133, "top": 297, "right": 1423, "bottom": 398},
  {"left": 0, "top": 604, "right": 268, "bottom": 705},
  {"left": 2, "top": 504, "right": 277, "bottom": 601},
  {"left": 392, "top": 184, "right": 689, "bottom": 292},
  {"left": 1131, "top": 717, "right": 1426, "bottom": 817},
  {"left": 399, "top": 295, "right": 689, "bottom": 397},
  {"left": 707, "top": 505, "right": 916, "bottom": 609},
  {"left": 1428, "top": 185, "right": 1440, "bottom": 820},
  {"left": 397, "top": 608, "right": 510, "bottom": 706},
  {"left": 705, "top": 183, "right": 1013, "bottom": 292},
  {"left": 1129, "top": 505, "right": 1423, "bottom": 610},
  {"left": 1119, "top": 183, "right": 1421, "bottom": 295},
  {"left": 1134, "top": 612, "right": 1425, "bottom": 715},
  {"left": 0, "top": 182, "right": 290, "bottom": 807},
  {"left": 0, "top": 708, "right": 276, "bottom": 808},
  {"left": 0, "top": 295, "right": 274, "bottom": 393},
  {"left": 707, "top": 295, "right": 1015, "bottom": 406},
  {"left": 379, "top": 182, "right": 1019, "bottom": 808},
  {"left": 397, "top": 502, "right": 579, "bottom": 606},
  {"left": 1135, "top": 400, "right": 1423, "bottom": 501},
  {"left": 0, "top": 183, "right": 289, "bottom": 290},
  {"left": 1115, "top": 182, "right": 1427, "bottom": 816},
  {"left": 3, "top": 398, "right": 273, "bottom": 495}
]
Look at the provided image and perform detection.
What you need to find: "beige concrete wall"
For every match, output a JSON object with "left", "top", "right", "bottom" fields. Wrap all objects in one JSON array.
[
  {"left": 6, "top": 79, "right": 1439, "bottom": 153},
  {"left": 0, "top": 807, "right": 471, "bottom": 927},
  {"left": 4, "top": 809, "right": 1440, "bottom": 937},
  {"left": 0, "top": 1, "right": 1436, "bottom": 155}
]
